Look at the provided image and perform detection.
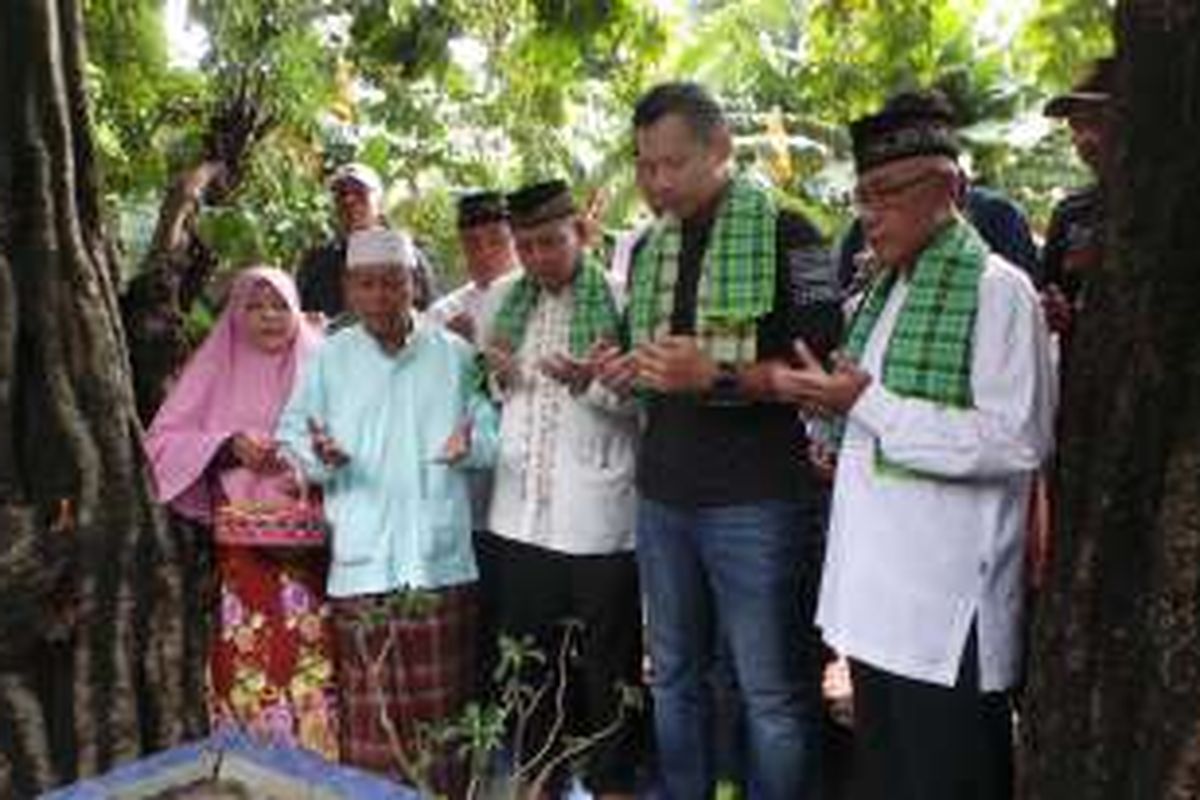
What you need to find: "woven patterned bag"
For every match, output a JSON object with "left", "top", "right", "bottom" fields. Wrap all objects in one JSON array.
[{"left": 214, "top": 452, "right": 329, "bottom": 548}]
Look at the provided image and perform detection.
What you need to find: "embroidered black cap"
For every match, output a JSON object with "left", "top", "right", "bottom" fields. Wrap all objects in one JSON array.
[{"left": 849, "top": 90, "right": 961, "bottom": 174}]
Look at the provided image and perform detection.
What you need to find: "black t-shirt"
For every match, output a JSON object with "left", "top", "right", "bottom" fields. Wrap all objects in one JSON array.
[
  {"left": 1041, "top": 184, "right": 1104, "bottom": 302},
  {"left": 297, "top": 239, "right": 347, "bottom": 317},
  {"left": 636, "top": 208, "right": 843, "bottom": 507}
]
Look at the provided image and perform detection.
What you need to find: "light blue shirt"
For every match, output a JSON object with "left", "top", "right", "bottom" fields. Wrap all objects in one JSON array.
[{"left": 277, "top": 318, "right": 497, "bottom": 598}]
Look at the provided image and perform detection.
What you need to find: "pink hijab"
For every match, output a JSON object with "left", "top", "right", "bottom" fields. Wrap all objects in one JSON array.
[{"left": 145, "top": 266, "right": 322, "bottom": 522}]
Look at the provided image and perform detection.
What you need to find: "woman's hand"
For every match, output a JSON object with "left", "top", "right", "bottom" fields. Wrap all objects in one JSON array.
[{"left": 230, "top": 433, "right": 286, "bottom": 474}]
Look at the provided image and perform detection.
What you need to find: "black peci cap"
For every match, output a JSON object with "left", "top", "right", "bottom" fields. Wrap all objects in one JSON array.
[
  {"left": 507, "top": 179, "right": 576, "bottom": 229},
  {"left": 457, "top": 190, "right": 509, "bottom": 229}
]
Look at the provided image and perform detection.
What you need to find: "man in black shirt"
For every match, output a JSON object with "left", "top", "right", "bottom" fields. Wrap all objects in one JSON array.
[
  {"left": 596, "top": 81, "right": 841, "bottom": 799},
  {"left": 296, "top": 162, "right": 435, "bottom": 324},
  {"left": 1041, "top": 57, "right": 1114, "bottom": 337}
]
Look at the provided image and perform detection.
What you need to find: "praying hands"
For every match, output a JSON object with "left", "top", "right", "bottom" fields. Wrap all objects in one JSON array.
[
  {"left": 307, "top": 417, "right": 350, "bottom": 468},
  {"left": 484, "top": 343, "right": 520, "bottom": 392},
  {"left": 774, "top": 340, "right": 872, "bottom": 417},
  {"left": 632, "top": 335, "right": 718, "bottom": 394},
  {"left": 538, "top": 352, "right": 594, "bottom": 394},
  {"left": 229, "top": 433, "right": 287, "bottom": 474},
  {"left": 434, "top": 420, "right": 473, "bottom": 465},
  {"left": 591, "top": 341, "right": 639, "bottom": 397}
]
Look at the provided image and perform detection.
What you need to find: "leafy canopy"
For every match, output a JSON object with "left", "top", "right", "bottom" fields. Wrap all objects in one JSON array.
[{"left": 84, "top": 0, "right": 1113, "bottom": 281}]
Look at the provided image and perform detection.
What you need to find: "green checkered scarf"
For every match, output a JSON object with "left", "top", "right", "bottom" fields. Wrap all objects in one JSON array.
[
  {"left": 490, "top": 255, "right": 623, "bottom": 357},
  {"left": 628, "top": 175, "right": 776, "bottom": 365},
  {"left": 841, "top": 217, "right": 988, "bottom": 474}
]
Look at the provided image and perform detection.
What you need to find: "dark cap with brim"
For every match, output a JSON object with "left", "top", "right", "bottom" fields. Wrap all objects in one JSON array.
[
  {"left": 507, "top": 179, "right": 576, "bottom": 229},
  {"left": 457, "top": 190, "right": 509, "bottom": 229},
  {"left": 1044, "top": 57, "right": 1115, "bottom": 118},
  {"left": 849, "top": 90, "right": 960, "bottom": 174}
]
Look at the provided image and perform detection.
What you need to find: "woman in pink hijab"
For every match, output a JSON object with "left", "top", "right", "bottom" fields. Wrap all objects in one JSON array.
[{"left": 146, "top": 266, "right": 338, "bottom": 758}]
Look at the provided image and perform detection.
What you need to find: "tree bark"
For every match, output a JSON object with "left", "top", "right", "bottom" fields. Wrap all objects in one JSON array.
[
  {"left": 1, "top": 0, "right": 200, "bottom": 794},
  {"left": 1021, "top": 3, "right": 1200, "bottom": 798}
]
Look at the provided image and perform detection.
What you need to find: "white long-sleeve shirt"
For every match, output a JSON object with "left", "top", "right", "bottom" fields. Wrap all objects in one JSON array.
[
  {"left": 816, "top": 254, "right": 1055, "bottom": 691},
  {"left": 427, "top": 271, "right": 521, "bottom": 345}
]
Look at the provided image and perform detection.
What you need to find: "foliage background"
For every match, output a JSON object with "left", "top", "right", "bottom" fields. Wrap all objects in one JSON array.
[{"left": 85, "top": 0, "right": 1114, "bottom": 291}]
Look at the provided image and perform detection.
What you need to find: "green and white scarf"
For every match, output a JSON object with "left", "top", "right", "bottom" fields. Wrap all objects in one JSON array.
[
  {"left": 628, "top": 175, "right": 777, "bottom": 365},
  {"left": 842, "top": 216, "right": 988, "bottom": 474},
  {"left": 490, "top": 255, "right": 623, "bottom": 357}
]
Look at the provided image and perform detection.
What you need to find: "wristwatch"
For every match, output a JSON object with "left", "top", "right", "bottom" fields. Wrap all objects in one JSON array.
[{"left": 710, "top": 361, "right": 741, "bottom": 402}]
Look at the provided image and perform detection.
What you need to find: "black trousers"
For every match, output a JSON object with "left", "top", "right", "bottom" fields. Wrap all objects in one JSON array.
[
  {"left": 477, "top": 531, "right": 646, "bottom": 793},
  {"left": 849, "top": 627, "right": 1013, "bottom": 800}
]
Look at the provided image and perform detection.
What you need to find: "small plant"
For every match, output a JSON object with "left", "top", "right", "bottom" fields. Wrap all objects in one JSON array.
[
  {"left": 349, "top": 592, "right": 645, "bottom": 799},
  {"left": 350, "top": 590, "right": 445, "bottom": 797}
]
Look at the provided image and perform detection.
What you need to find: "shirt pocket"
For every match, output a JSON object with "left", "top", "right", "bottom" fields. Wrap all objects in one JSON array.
[
  {"left": 419, "top": 463, "right": 468, "bottom": 564},
  {"left": 325, "top": 485, "right": 378, "bottom": 566}
]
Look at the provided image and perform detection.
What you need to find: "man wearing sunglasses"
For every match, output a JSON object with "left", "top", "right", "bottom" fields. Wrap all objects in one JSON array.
[{"left": 777, "top": 91, "right": 1056, "bottom": 800}]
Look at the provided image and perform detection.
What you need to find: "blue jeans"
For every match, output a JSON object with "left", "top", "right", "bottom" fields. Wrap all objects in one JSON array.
[{"left": 638, "top": 498, "right": 822, "bottom": 800}]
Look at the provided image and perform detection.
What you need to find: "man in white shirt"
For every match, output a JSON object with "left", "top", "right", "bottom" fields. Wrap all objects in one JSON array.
[
  {"left": 279, "top": 228, "right": 498, "bottom": 793},
  {"left": 483, "top": 179, "right": 644, "bottom": 798},
  {"left": 777, "top": 92, "right": 1056, "bottom": 799},
  {"left": 428, "top": 192, "right": 521, "bottom": 690},
  {"left": 428, "top": 190, "right": 521, "bottom": 343}
]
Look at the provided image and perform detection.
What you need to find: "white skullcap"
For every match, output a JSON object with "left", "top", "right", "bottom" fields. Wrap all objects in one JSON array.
[{"left": 346, "top": 228, "right": 416, "bottom": 270}]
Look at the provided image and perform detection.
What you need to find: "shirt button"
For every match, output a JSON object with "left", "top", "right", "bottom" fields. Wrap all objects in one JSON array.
[{"left": 979, "top": 561, "right": 989, "bottom": 575}]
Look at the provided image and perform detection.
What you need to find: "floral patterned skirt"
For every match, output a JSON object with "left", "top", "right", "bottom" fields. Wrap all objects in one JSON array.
[{"left": 208, "top": 544, "right": 339, "bottom": 760}]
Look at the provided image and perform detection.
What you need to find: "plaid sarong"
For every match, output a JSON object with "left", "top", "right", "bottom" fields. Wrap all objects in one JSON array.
[
  {"left": 490, "top": 255, "right": 623, "bottom": 357},
  {"left": 628, "top": 175, "right": 777, "bottom": 365},
  {"left": 331, "top": 584, "right": 477, "bottom": 797},
  {"left": 842, "top": 217, "right": 988, "bottom": 474}
]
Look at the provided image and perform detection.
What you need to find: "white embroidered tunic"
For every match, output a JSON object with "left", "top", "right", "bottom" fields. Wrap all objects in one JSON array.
[{"left": 487, "top": 286, "right": 637, "bottom": 555}]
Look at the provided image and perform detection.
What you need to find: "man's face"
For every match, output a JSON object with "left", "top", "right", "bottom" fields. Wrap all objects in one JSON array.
[
  {"left": 854, "top": 156, "right": 958, "bottom": 270},
  {"left": 513, "top": 216, "right": 582, "bottom": 292},
  {"left": 1066, "top": 107, "right": 1110, "bottom": 174},
  {"left": 634, "top": 113, "right": 729, "bottom": 219},
  {"left": 333, "top": 181, "right": 378, "bottom": 233},
  {"left": 460, "top": 220, "right": 517, "bottom": 284},
  {"left": 344, "top": 266, "right": 411, "bottom": 337}
]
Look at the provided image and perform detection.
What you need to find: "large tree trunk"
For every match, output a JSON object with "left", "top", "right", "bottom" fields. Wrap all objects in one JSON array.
[
  {"left": 0, "top": 0, "right": 201, "bottom": 795},
  {"left": 1021, "top": 3, "right": 1200, "bottom": 798}
]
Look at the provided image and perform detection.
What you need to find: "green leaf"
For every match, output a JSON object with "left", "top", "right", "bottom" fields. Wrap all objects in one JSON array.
[{"left": 196, "top": 206, "right": 264, "bottom": 266}]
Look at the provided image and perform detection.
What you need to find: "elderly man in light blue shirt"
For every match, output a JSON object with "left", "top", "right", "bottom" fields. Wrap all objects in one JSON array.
[{"left": 277, "top": 227, "right": 497, "bottom": 789}]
